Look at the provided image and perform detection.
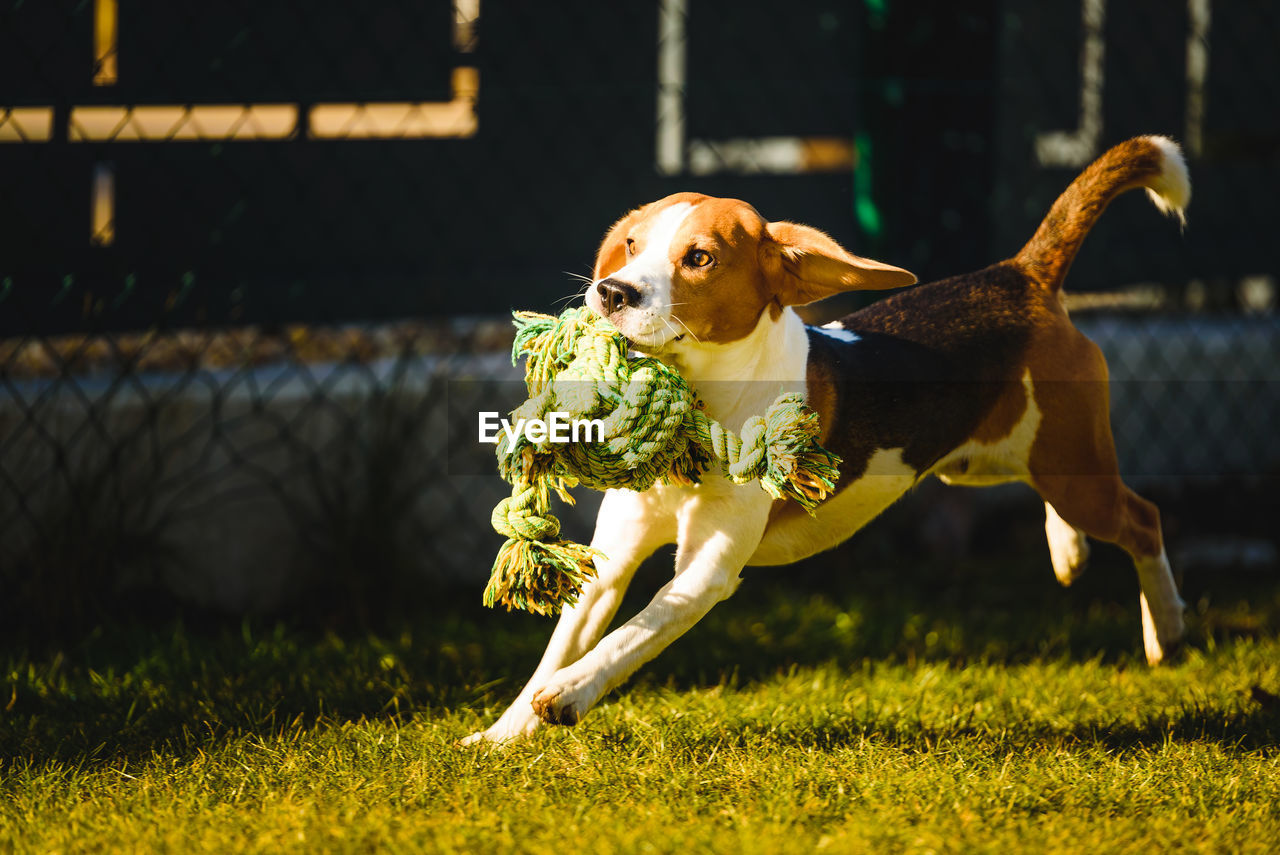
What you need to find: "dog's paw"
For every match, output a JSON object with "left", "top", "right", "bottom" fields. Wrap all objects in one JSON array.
[
  {"left": 456, "top": 730, "right": 495, "bottom": 748},
  {"left": 531, "top": 677, "right": 595, "bottom": 726},
  {"left": 1046, "top": 506, "right": 1090, "bottom": 587},
  {"left": 1140, "top": 590, "right": 1187, "bottom": 666},
  {"left": 456, "top": 708, "right": 541, "bottom": 747}
]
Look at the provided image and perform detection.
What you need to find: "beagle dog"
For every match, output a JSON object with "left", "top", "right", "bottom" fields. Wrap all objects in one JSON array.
[{"left": 463, "top": 136, "right": 1189, "bottom": 745}]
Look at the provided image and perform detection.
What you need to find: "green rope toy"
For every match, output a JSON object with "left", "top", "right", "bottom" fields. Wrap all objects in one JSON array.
[{"left": 485, "top": 306, "right": 841, "bottom": 615}]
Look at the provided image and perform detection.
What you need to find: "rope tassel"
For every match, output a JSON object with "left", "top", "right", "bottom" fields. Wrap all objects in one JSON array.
[{"left": 486, "top": 307, "right": 841, "bottom": 614}]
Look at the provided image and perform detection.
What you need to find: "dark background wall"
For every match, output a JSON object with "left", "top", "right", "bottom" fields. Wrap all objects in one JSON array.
[{"left": 1, "top": 0, "right": 1276, "bottom": 336}]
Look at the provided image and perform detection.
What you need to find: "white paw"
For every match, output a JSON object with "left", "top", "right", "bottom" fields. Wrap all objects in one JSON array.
[
  {"left": 457, "top": 706, "right": 541, "bottom": 747},
  {"left": 1136, "top": 550, "right": 1186, "bottom": 666},
  {"left": 530, "top": 674, "right": 597, "bottom": 726},
  {"left": 1050, "top": 531, "right": 1090, "bottom": 586},
  {"left": 1045, "top": 504, "right": 1090, "bottom": 586},
  {"left": 1140, "top": 590, "right": 1186, "bottom": 666}
]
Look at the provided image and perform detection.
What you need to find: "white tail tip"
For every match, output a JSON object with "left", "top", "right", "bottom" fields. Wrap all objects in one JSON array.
[{"left": 1141, "top": 135, "right": 1191, "bottom": 228}]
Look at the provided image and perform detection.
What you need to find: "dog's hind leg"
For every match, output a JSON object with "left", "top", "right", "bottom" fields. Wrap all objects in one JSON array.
[
  {"left": 460, "top": 489, "right": 674, "bottom": 745},
  {"left": 1028, "top": 339, "right": 1185, "bottom": 664},
  {"left": 1035, "top": 473, "right": 1184, "bottom": 664}
]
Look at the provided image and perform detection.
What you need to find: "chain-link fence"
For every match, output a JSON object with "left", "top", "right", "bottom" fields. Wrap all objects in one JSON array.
[{"left": 2, "top": 1, "right": 1277, "bottom": 633}]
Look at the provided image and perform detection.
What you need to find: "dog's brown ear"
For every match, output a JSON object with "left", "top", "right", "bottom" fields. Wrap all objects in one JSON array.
[
  {"left": 762, "top": 221, "right": 916, "bottom": 305},
  {"left": 592, "top": 209, "right": 641, "bottom": 281}
]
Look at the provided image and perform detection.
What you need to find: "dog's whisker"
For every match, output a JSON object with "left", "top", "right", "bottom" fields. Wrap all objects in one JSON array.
[
  {"left": 670, "top": 313, "right": 702, "bottom": 345},
  {"left": 552, "top": 290, "right": 587, "bottom": 308},
  {"left": 657, "top": 316, "right": 685, "bottom": 345},
  {"left": 552, "top": 279, "right": 595, "bottom": 308}
]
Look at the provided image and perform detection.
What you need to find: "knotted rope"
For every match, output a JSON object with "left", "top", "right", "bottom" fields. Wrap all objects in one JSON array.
[{"left": 485, "top": 306, "right": 841, "bottom": 615}]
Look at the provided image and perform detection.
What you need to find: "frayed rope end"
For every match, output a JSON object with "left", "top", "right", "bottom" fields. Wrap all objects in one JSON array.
[{"left": 483, "top": 538, "right": 602, "bottom": 616}]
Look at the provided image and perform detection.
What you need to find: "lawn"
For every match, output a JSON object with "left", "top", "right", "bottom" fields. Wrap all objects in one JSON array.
[{"left": 3, "top": 544, "right": 1279, "bottom": 853}]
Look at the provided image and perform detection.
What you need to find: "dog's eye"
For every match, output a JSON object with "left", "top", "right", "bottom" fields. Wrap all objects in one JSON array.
[
  {"left": 686, "top": 249, "right": 713, "bottom": 268},
  {"left": 625, "top": 238, "right": 636, "bottom": 256}
]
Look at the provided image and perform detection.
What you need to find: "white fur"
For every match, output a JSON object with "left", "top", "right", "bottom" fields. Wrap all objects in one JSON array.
[
  {"left": 812, "top": 322, "right": 860, "bottom": 343},
  {"left": 666, "top": 308, "right": 809, "bottom": 429},
  {"left": 750, "top": 447, "right": 918, "bottom": 565},
  {"left": 593, "top": 202, "right": 693, "bottom": 348},
  {"left": 1135, "top": 548, "right": 1186, "bottom": 665},
  {"left": 1044, "top": 501, "right": 1090, "bottom": 586},
  {"left": 1141, "top": 135, "right": 1191, "bottom": 226},
  {"left": 933, "top": 371, "right": 1041, "bottom": 487}
]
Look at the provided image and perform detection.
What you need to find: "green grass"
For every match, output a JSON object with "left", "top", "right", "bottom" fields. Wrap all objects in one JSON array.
[{"left": 3, "top": 548, "right": 1279, "bottom": 853}]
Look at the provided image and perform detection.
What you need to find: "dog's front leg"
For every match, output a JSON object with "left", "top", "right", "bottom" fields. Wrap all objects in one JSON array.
[
  {"left": 530, "top": 487, "right": 771, "bottom": 727},
  {"left": 460, "top": 489, "right": 674, "bottom": 745}
]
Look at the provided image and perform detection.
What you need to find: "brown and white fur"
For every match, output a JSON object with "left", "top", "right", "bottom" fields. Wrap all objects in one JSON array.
[{"left": 462, "top": 136, "right": 1190, "bottom": 745}]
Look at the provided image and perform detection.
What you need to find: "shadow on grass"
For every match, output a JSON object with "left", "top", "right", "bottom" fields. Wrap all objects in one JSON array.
[
  {"left": 627, "top": 534, "right": 1280, "bottom": 690},
  {"left": 3, "top": 534, "right": 1277, "bottom": 769}
]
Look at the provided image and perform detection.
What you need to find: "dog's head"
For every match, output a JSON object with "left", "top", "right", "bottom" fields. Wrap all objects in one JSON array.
[{"left": 585, "top": 192, "right": 915, "bottom": 351}]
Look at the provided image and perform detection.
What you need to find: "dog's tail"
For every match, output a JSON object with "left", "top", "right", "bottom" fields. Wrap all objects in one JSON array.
[{"left": 1015, "top": 135, "right": 1190, "bottom": 291}]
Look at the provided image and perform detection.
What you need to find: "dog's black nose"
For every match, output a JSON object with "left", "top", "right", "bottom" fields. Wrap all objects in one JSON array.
[{"left": 596, "top": 278, "right": 641, "bottom": 315}]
